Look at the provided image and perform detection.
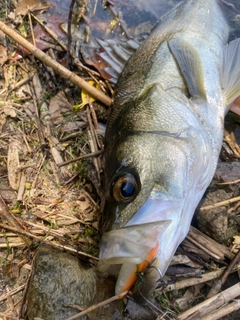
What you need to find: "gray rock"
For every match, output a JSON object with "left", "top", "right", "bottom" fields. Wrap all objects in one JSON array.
[
  {"left": 24, "top": 245, "right": 97, "bottom": 320},
  {"left": 24, "top": 245, "right": 158, "bottom": 320}
]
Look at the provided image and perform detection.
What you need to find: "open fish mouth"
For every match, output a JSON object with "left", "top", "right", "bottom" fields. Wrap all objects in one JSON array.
[
  {"left": 97, "top": 220, "right": 171, "bottom": 295},
  {"left": 98, "top": 220, "right": 171, "bottom": 269},
  {"left": 98, "top": 197, "right": 187, "bottom": 295}
]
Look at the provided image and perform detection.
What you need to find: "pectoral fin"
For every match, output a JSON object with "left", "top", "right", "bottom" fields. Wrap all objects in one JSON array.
[
  {"left": 222, "top": 39, "right": 240, "bottom": 107},
  {"left": 168, "top": 36, "right": 207, "bottom": 99}
]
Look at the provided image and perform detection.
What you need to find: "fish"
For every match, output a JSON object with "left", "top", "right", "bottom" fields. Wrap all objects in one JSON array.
[{"left": 97, "top": 0, "right": 240, "bottom": 297}]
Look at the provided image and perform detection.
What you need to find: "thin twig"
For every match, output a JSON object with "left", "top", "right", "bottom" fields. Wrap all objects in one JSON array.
[
  {"left": 31, "top": 12, "right": 101, "bottom": 81},
  {"left": 8, "top": 73, "right": 35, "bottom": 91},
  {"left": 157, "top": 263, "right": 240, "bottom": 293},
  {"left": 0, "top": 195, "right": 32, "bottom": 246},
  {"left": 89, "top": 100, "right": 103, "bottom": 149},
  {"left": 65, "top": 291, "right": 128, "bottom": 320},
  {"left": 221, "top": 249, "right": 240, "bottom": 285},
  {"left": 207, "top": 249, "right": 240, "bottom": 298},
  {"left": 67, "top": 0, "right": 76, "bottom": 66},
  {"left": 31, "top": 13, "right": 67, "bottom": 51},
  {"left": 0, "top": 222, "right": 98, "bottom": 261},
  {"left": 200, "top": 195, "right": 240, "bottom": 211},
  {"left": 87, "top": 106, "right": 101, "bottom": 178},
  {"left": 28, "top": 11, "right": 35, "bottom": 47},
  {"left": 217, "top": 178, "right": 240, "bottom": 185},
  {"left": 0, "top": 285, "right": 25, "bottom": 303},
  {"left": 58, "top": 150, "right": 104, "bottom": 167}
]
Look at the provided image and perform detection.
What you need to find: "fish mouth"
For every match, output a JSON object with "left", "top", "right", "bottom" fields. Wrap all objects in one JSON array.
[
  {"left": 98, "top": 219, "right": 171, "bottom": 268},
  {"left": 98, "top": 196, "right": 186, "bottom": 295},
  {"left": 97, "top": 219, "right": 171, "bottom": 296}
]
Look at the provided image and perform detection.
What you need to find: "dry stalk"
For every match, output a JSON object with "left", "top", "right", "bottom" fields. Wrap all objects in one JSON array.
[
  {"left": 0, "top": 196, "right": 32, "bottom": 246},
  {"left": 58, "top": 150, "right": 103, "bottom": 167},
  {"left": 187, "top": 226, "right": 233, "bottom": 260},
  {"left": 87, "top": 106, "right": 102, "bottom": 178},
  {"left": 200, "top": 300, "right": 240, "bottom": 320},
  {"left": 217, "top": 178, "right": 240, "bottom": 185},
  {"left": 17, "top": 173, "right": 26, "bottom": 201},
  {"left": 158, "top": 263, "right": 240, "bottom": 293},
  {"left": 200, "top": 195, "right": 240, "bottom": 211},
  {"left": 207, "top": 249, "right": 240, "bottom": 298},
  {"left": 186, "top": 235, "right": 221, "bottom": 261},
  {"left": 0, "top": 285, "right": 25, "bottom": 303},
  {"left": 177, "top": 282, "right": 240, "bottom": 320},
  {"left": 31, "top": 96, "right": 45, "bottom": 146},
  {"left": 28, "top": 11, "right": 35, "bottom": 46},
  {"left": 8, "top": 73, "right": 35, "bottom": 91},
  {"left": 0, "top": 222, "right": 98, "bottom": 261},
  {"left": 31, "top": 13, "right": 67, "bottom": 51},
  {"left": 30, "top": 154, "right": 46, "bottom": 197},
  {"left": 65, "top": 291, "right": 128, "bottom": 320}
]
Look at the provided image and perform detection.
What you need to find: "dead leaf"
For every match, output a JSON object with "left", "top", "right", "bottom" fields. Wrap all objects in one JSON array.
[
  {"left": 176, "top": 284, "right": 203, "bottom": 311},
  {"left": 3, "top": 106, "right": 17, "bottom": 118},
  {"left": 0, "top": 113, "right": 6, "bottom": 133},
  {"left": 224, "top": 128, "right": 240, "bottom": 158},
  {"left": 15, "top": 0, "right": 51, "bottom": 16},
  {"left": 73, "top": 81, "right": 100, "bottom": 111},
  {"left": 171, "top": 254, "right": 203, "bottom": 269},
  {"left": 7, "top": 141, "right": 21, "bottom": 190},
  {"left": 232, "top": 235, "right": 240, "bottom": 252},
  {"left": 0, "top": 44, "right": 7, "bottom": 66},
  {"left": 49, "top": 91, "right": 72, "bottom": 122},
  {"left": 175, "top": 289, "right": 193, "bottom": 311}
]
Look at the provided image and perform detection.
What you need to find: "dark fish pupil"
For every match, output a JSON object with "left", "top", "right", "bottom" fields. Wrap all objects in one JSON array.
[{"left": 120, "top": 181, "right": 135, "bottom": 198}]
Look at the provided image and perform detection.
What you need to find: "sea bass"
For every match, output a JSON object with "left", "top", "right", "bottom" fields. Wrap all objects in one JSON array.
[{"left": 97, "top": 0, "right": 240, "bottom": 297}]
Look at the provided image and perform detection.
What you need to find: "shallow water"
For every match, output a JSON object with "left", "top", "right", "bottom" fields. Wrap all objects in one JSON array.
[{"left": 46, "top": 0, "right": 240, "bottom": 43}]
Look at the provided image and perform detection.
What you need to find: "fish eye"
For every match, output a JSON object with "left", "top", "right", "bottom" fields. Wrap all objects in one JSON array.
[{"left": 112, "top": 173, "right": 139, "bottom": 202}]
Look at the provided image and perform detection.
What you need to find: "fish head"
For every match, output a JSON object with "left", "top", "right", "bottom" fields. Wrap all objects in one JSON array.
[
  {"left": 98, "top": 118, "right": 194, "bottom": 295},
  {"left": 97, "top": 81, "right": 214, "bottom": 296}
]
